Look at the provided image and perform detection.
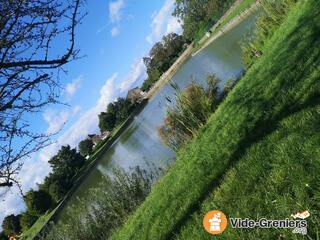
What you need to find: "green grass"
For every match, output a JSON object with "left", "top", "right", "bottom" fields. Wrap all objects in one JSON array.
[
  {"left": 176, "top": 104, "right": 320, "bottom": 239},
  {"left": 111, "top": 0, "right": 320, "bottom": 239},
  {"left": 20, "top": 209, "right": 57, "bottom": 240}
]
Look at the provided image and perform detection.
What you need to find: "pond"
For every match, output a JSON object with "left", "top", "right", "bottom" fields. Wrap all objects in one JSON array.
[{"left": 58, "top": 10, "right": 260, "bottom": 222}]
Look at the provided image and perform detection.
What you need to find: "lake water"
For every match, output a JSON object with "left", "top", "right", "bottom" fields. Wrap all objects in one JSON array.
[{"left": 59, "top": 10, "right": 260, "bottom": 221}]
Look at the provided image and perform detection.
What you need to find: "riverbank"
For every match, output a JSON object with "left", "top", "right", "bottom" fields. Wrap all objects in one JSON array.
[
  {"left": 111, "top": 0, "right": 320, "bottom": 239},
  {"left": 20, "top": 100, "right": 148, "bottom": 240},
  {"left": 193, "top": 0, "right": 261, "bottom": 55},
  {"left": 145, "top": 0, "right": 260, "bottom": 100}
]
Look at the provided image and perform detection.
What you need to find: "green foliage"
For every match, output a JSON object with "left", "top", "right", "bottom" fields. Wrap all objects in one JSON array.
[
  {"left": 78, "top": 138, "right": 94, "bottom": 157},
  {"left": 98, "top": 98, "right": 136, "bottom": 132},
  {"left": 173, "top": 0, "right": 234, "bottom": 41},
  {"left": 111, "top": 0, "right": 320, "bottom": 238},
  {"left": 38, "top": 145, "right": 86, "bottom": 202},
  {"left": 0, "top": 232, "right": 6, "bottom": 240},
  {"left": 141, "top": 33, "right": 185, "bottom": 91},
  {"left": 241, "top": 0, "right": 297, "bottom": 68},
  {"left": 43, "top": 167, "right": 162, "bottom": 240},
  {"left": 19, "top": 212, "right": 38, "bottom": 232},
  {"left": 158, "top": 75, "right": 225, "bottom": 150},
  {"left": 2, "top": 214, "right": 21, "bottom": 236},
  {"left": 24, "top": 190, "right": 53, "bottom": 216}
]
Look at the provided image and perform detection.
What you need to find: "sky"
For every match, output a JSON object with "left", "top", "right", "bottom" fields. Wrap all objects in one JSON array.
[{"left": 0, "top": 0, "right": 181, "bottom": 225}]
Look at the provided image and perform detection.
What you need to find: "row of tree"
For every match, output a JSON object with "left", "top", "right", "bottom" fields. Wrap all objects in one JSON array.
[
  {"left": 98, "top": 97, "right": 138, "bottom": 133},
  {"left": 1, "top": 145, "right": 87, "bottom": 237}
]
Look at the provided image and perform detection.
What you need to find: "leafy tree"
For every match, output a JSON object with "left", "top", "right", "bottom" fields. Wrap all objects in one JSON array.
[
  {"left": 78, "top": 138, "right": 94, "bottom": 157},
  {"left": 48, "top": 145, "right": 85, "bottom": 176},
  {"left": 19, "top": 212, "right": 38, "bottom": 232},
  {"left": 98, "top": 98, "right": 136, "bottom": 133},
  {"left": 0, "top": 231, "right": 7, "bottom": 240},
  {"left": 24, "top": 190, "right": 53, "bottom": 216},
  {"left": 99, "top": 111, "right": 116, "bottom": 132},
  {"left": 0, "top": 0, "right": 84, "bottom": 191},
  {"left": 2, "top": 214, "right": 21, "bottom": 236},
  {"left": 48, "top": 179, "right": 70, "bottom": 202},
  {"left": 141, "top": 33, "right": 185, "bottom": 91}
]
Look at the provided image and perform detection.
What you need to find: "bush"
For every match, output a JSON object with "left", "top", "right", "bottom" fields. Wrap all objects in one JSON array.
[
  {"left": 241, "top": 0, "right": 297, "bottom": 68},
  {"left": 43, "top": 166, "right": 162, "bottom": 240},
  {"left": 24, "top": 190, "right": 53, "bottom": 216},
  {"left": 158, "top": 75, "right": 234, "bottom": 150},
  {"left": 20, "top": 212, "right": 38, "bottom": 232},
  {"left": 2, "top": 214, "right": 21, "bottom": 236}
]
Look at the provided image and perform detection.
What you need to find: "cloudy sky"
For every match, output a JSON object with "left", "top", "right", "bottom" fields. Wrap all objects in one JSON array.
[{"left": 0, "top": 0, "right": 181, "bottom": 224}]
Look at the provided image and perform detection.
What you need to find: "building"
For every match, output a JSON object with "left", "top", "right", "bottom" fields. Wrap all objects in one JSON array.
[{"left": 126, "top": 87, "right": 145, "bottom": 103}]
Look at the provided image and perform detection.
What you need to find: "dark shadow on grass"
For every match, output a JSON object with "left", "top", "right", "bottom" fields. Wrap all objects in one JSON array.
[{"left": 166, "top": 91, "right": 320, "bottom": 239}]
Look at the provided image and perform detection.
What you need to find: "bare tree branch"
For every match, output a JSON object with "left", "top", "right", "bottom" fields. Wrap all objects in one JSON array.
[{"left": 0, "top": 0, "right": 85, "bottom": 194}]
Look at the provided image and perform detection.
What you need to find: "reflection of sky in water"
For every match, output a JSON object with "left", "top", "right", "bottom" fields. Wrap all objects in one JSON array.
[{"left": 60, "top": 12, "right": 259, "bottom": 219}]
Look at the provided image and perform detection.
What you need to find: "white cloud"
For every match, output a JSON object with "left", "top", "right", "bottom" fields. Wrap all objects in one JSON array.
[
  {"left": 146, "top": 0, "right": 182, "bottom": 44},
  {"left": 119, "top": 59, "right": 146, "bottom": 93},
  {"left": 109, "top": 0, "right": 125, "bottom": 23},
  {"left": 43, "top": 106, "right": 81, "bottom": 134},
  {"left": 65, "top": 75, "right": 82, "bottom": 97},
  {"left": 111, "top": 27, "right": 120, "bottom": 37}
]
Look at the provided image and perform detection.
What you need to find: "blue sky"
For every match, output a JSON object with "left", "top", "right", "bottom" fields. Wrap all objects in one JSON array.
[{"left": 0, "top": 0, "right": 181, "bottom": 224}]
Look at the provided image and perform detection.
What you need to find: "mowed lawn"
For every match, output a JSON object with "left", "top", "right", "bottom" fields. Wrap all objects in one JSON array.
[{"left": 112, "top": 0, "right": 320, "bottom": 239}]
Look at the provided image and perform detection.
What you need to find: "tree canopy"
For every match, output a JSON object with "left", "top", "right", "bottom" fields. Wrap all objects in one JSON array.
[
  {"left": 99, "top": 98, "right": 137, "bottom": 132},
  {"left": 1, "top": 214, "right": 21, "bottom": 236},
  {"left": 78, "top": 138, "right": 94, "bottom": 157},
  {"left": 141, "top": 33, "right": 185, "bottom": 91},
  {"left": 24, "top": 190, "right": 53, "bottom": 216}
]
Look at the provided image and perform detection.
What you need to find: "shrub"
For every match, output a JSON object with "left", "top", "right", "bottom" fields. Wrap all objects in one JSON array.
[
  {"left": 2, "top": 214, "right": 21, "bottom": 236},
  {"left": 241, "top": 0, "right": 297, "bottom": 68},
  {"left": 24, "top": 190, "right": 53, "bottom": 216},
  {"left": 43, "top": 166, "right": 162, "bottom": 240},
  {"left": 158, "top": 75, "right": 234, "bottom": 150},
  {"left": 20, "top": 212, "right": 38, "bottom": 232}
]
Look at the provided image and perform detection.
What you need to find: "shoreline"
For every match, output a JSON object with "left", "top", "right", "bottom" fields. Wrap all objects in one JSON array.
[{"left": 145, "top": 0, "right": 261, "bottom": 101}]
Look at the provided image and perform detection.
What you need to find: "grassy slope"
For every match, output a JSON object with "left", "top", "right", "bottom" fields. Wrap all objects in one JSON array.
[
  {"left": 177, "top": 104, "right": 320, "bottom": 239},
  {"left": 112, "top": 0, "right": 320, "bottom": 239}
]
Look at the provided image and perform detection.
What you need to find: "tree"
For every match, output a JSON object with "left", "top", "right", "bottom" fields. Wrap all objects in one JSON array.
[
  {"left": 141, "top": 33, "right": 185, "bottom": 91},
  {"left": 0, "top": 0, "right": 84, "bottom": 191},
  {"left": 48, "top": 145, "right": 85, "bottom": 176},
  {"left": 19, "top": 212, "right": 38, "bottom": 232},
  {"left": 173, "top": 0, "right": 234, "bottom": 40},
  {"left": 98, "top": 98, "right": 136, "bottom": 132},
  {"left": 0, "top": 231, "right": 7, "bottom": 240},
  {"left": 2, "top": 214, "right": 21, "bottom": 236},
  {"left": 24, "top": 190, "right": 53, "bottom": 216},
  {"left": 78, "top": 138, "right": 94, "bottom": 157}
]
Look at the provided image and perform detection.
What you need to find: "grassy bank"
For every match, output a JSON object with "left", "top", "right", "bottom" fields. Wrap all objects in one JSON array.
[
  {"left": 20, "top": 101, "right": 148, "bottom": 240},
  {"left": 111, "top": 0, "right": 320, "bottom": 239},
  {"left": 193, "top": 0, "right": 258, "bottom": 53},
  {"left": 177, "top": 104, "right": 320, "bottom": 239}
]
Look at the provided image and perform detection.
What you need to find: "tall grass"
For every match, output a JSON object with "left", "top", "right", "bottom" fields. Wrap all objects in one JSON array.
[
  {"left": 41, "top": 166, "right": 162, "bottom": 240},
  {"left": 241, "top": 0, "right": 297, "bottom": 68},
  {"left": 111, "top": 0, "right": 320, "bottom": 238},
  {"left": 158, "top": 75, "right": 236, "bottom": 151}
]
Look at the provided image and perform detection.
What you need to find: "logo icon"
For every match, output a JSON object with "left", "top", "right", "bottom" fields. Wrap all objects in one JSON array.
[{"left": 203, "top": 210, "right": 228, "bottom": 235}]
